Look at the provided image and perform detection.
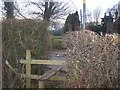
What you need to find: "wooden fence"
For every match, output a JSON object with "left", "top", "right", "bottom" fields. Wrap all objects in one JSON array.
[{"left": 6, "top": 50, "right": 66, "bottom": 88}]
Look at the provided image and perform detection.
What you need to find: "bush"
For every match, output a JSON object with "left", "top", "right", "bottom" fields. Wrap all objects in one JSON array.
[
  {"left": 2, "top": 19, "right": 52, "bottom": 88},
  {"left": 62, "top": 30, "right": 119, "bottom": 88}
]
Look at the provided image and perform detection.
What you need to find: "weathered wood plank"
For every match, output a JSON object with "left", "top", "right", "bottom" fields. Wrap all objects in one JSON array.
[
  {"left": 39, "top": 67, "right": 62, "bottom": 80},
  {"left": 38, "top": 67, "right": 63, "bottom": 88},
  {"left": 20, "top": 74, "right": 66, "bottom": 81},
  {"left": 49, "top": 76, "right": 67, "bottom": 81},
  {"left": 20, "top": 60, "right": 66, "bottom": 65},
  {"left": 26, "top": 50, "right": 31, "bottom": 88},
  {"left": 39, "top": 81, "right": 44, "bottom": 88},
  {"left": 0, "top": 21, "right": 2, "bottom": 90},
  {"left": 20, "top": 74, "right": 40, "bottom": 79},
  {"left": 5, "top": 60, "right": 18, "bottom": 74}
]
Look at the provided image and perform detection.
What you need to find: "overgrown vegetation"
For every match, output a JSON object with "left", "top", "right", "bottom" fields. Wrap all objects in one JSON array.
[
  {"left": 61, "top": 30, "right": 119, "bottom": 88},
  {"left": 2, "top": 19, "right": 52, "bottom": 88}
]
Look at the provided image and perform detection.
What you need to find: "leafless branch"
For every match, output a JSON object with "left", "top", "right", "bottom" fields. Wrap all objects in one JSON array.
[
  {"left": 14, "top": 5, "right": 27, "bottom": 19},
  {"left": 31, "top": 2, "right": 44, "bottom": 12},
  {"left": 28, "top": 1, "right": 70, "bottom": 21},
  {"left": 32, "top": 12, "right": 44, "bottom": 18}
]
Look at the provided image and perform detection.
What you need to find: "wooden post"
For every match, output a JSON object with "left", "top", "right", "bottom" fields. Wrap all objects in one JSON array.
[
  {"left": 26, "top": 50, "right": 31, "bottom": 88},
  {"left": 0, "top": 21, "right": 2, "bottom": 90},
  {"left": 38, "top": 81, "right": 45, "bottom": 88}
]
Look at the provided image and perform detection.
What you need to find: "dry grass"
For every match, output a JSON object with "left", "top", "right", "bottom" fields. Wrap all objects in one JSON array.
[{"left": 62, "top": 30, "right": 119, "bottom": 88}]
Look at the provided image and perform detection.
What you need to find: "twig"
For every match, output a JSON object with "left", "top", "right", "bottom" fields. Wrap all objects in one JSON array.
[{"left": 14, "top": 5, "right": 27, "bottom": 19}]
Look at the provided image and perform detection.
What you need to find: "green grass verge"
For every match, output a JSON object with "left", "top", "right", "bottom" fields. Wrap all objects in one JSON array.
[
  {"left": 53, "top": 36, "right": 62, "bottom": 39},
  {"left": 52, "top": 36, "right": 66, "bottom": 50}
]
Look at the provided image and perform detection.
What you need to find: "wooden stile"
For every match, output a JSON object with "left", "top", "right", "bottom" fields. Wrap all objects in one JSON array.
[{"left": 6, "top": 50, "right": 66, "bottom": 88}]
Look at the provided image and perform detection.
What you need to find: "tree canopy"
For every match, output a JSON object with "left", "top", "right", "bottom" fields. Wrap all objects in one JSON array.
[{"left": 30, "top": 1, "right": 69, "bottom": 21}]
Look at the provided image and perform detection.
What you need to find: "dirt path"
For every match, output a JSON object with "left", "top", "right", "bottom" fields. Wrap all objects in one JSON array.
[{"left": 47, "top": 49, "right": 67, "bottom": 72}]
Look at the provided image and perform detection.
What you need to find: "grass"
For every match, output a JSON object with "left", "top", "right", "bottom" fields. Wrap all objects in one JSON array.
[
  {"left": 53, "top": 36, "right": 63, "bottom": 39},
  {"left": 52, "top": 36, "right": 66, "bottom": 50}
]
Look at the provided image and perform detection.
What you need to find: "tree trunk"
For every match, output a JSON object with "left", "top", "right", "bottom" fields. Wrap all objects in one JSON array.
[
  {"left": 44, "top": 2, "right": 49, "bottom": 21},
  {"left": 43, "top": 2, "right": 54, "bottom": 21},
  {"left": 4, "top": 2, "right": 14, "bottom": 19}
]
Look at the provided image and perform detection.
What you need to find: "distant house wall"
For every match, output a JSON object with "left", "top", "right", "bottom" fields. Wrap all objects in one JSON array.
[
  {"left": 107, "top": 22, "right": 120, "bottom": 34},
  {"left": 113, "top": 23, "right": 120, "bottom": 34},
  {"left": 107, "top": 23, "right": 114, "bottom": 33}
]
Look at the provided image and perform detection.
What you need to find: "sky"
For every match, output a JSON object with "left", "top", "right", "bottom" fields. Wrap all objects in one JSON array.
[
  {"left": 72, "top": 0, "right": 120, "bottom": 10},
  {"left": 1, "top": 0, "right": 120, "bottom": 22},
  {"left": 70, "top": 0, "right": 120, "bottom": 17},
  {"left": 56, "top": 0, "right": 120, "bottom": 23}
]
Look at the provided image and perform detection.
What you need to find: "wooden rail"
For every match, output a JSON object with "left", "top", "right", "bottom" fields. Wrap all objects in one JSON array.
[
  {"left": 20, "top": 59, "right": 65, "bottom": 65},
  {"left": 19, "top": 50, "right": 66, "bottom": 88},
  {"left": 6, "top": 60, "right": 66, "bottom": 81}
]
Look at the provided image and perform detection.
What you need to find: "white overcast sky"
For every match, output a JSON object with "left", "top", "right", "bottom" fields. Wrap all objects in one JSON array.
[
  {"left": 1, "top": 0, "right": 120, "bottom": 21},
  {"left": 68, "top": 0, "right": 120, "bottom": 17},
  {"left": 72, "top": 0, "right": 120, "bottom": 10},
  {"left": 55, "top": 0, "right": 120, "bottom": 22},
  {"left": 16, "top": 0, "right": 120, "bottom": 15}
]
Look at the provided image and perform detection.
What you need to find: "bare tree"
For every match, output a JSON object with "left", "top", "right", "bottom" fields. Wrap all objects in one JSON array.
[
  {"left": 93, "top": 7, "right": 102, "bottom": 25},
  {"left": 3, "top": 1, "right": 28, "bottom": 19},
  {"left": 13, "top": 1, "right": 27, "bottom": 19},
  {"left": 106, "top": 1, "right": 120, "bottom": 21},
  {"left": 4, "top": 2, "right": 14, "bottom": 19},
  {"left": 86, "top": 10, "right": 92, "bottom": 22},
  {"left": 30, "top": 0, "right": 70, "bottom": 21}
]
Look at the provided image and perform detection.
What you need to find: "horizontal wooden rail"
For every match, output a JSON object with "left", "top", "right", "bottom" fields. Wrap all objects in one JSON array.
[
  {"left": 20, "top": 59, "right": 66, "bottom": 65},
  {"left": 20, "top": 74, "right": 66, "bottom": 81},
  {"left": 38, "top": 67, "right": 62, "bottom": 80},
  {"left": 6, "top": 60, "right": 66, "bottom": 81}
]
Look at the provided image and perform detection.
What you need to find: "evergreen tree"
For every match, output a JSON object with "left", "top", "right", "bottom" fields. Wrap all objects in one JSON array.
[{"left": 64, "top": 11, "right": 80, "bottom": 33}]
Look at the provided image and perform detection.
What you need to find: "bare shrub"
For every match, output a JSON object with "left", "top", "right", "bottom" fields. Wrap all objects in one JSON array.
[
  {"left": 2, "top": 19, "right": 52, "bottom": 88},
  {"left": 62, "top": 30, "right": 119, "bottom": 88}
]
